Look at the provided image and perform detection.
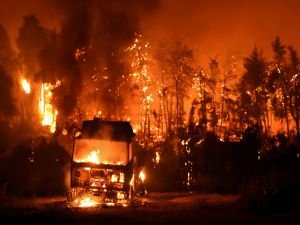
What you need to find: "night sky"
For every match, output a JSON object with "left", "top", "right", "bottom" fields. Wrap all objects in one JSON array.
[{"left": 0, "top": 0, "right": 300, "bottom": 63}]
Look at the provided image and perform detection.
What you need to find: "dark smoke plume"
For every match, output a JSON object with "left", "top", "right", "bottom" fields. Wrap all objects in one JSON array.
[
  {"left": 52, "top": 1, "right": 93, "bottom": 120},
  {"left": 0, "top": 25, "right": 17, "bottom": 118},
  {"left": 50, "top": 0, "right": 159, "bottom": 122},
  {"left": 0, "top": 66, "right": 17, "bottom": 117}
]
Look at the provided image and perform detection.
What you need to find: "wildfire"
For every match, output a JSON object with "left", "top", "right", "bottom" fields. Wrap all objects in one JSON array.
[
  {"left": 39, "top": 83, "right": 59, "bottom": 133},
  {"left": 20, "top": 79, "right": 31, "bottom": 94}
]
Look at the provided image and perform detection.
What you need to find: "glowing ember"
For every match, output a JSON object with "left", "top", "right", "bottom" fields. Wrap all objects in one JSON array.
[
  {"left": 139, "top": 170, "right": 146, "bottom": 182},
  {"left": 155, "top": 152, "right": 160, "bottom": 164},
  {"left": 111, "top": 174, "right": 118, "bottom": 182},
  {"left": 119, "top": 173, "right": 125, "bottom": 183},
  {"left": 39, "top": 83, "right": 58, "bottom": 133},
  {"left": 21, "top": 79, "right": 31, "bottom": 94},
  {"left": 78, "top": 197, "right": 97, "bottom": 207},
  {"left": 128, "top": 35, "right": 154, "bottom": 144},
  {"left": 62, "top": 129, "right": 68, "bottom": 135},
  {"left": 106, "top": 202, "right": 115, "bottom": 207},
  {"left": 130, "top": 174, "right": 134, "bottom": 186},
  {"left": 117, "top": 192, "right": 125, "bottom": 200}
]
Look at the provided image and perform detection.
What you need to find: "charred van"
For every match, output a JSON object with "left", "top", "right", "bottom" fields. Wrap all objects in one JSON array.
[{"left": 69, "top": 118, "right": 135, "bottom": 207}]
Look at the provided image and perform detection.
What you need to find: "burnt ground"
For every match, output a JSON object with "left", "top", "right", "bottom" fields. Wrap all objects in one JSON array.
[{"left": 0, "top": 193, "right": 300, "bottom": 225}]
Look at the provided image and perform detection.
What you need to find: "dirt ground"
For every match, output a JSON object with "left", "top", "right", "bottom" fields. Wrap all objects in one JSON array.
[{"left": 0, "top": 193, "right": 299, "bottom": 225}]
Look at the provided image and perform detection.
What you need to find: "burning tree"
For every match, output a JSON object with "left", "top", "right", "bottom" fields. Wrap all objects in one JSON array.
[
  {"left": 168, "top": 41, "right": 194, "bottom": 134},
  {"left": 268, "top": 37, "right": 300, "bottom": 138},
  {"left": 0, "top": 24, "right": 29, "bottom": 153},
  {"left": 190, "top": 66, "right": 215, "bottom": 136},
  {"left": 154, "top": 42, "right": 172, "bottom": 138},
  {"left": 207, "top": 58, "right": 219, "bottom": 133},
  {"left": 171, "top": 42, "right": 194, "bottom": 133},
  {"left": 219, "top": 56, "right": 240, "bottom": 138},
  {"left": 15, "top": 15, "right": 61, "bottom": 135},
  {"left": 287, "top": 46, "right": 300, "bottom": 138},
  {"left": 267, "top": 37, "right": 291, "bottom": 137},
  {"left": 127, "top": 35, "right": 154, "bottom": 145},
  {"left": 39, "top": 82, "right": 60, "bottom": 133}
]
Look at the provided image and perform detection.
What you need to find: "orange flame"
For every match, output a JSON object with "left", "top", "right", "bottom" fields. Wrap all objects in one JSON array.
[
  {"left": 139, "top": 170, "right": 146, "bottom": 182},
  {"left": 21, "top": 79, "right": 31, "bottom": 94},
  {"left": 78, "top": 197, "right": 97, "bottom": 208},
  {"left": 155, "top": 152, "right": 160, "bottom": 164},
  {"left": 39, "top": 83, "right": 58, "bottom": 133},
  {"left": 86, "top": 150, "right": 100, "bottom": 164}
]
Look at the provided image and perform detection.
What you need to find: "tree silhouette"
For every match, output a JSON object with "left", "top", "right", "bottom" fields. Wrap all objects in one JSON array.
[
  {"left": 239, "top": 47, "right": 268, "bottom": 131},
  {"left": 0, "top": 65, "right": 17, "bottom": 118},
  {"left": 169, "top": 41, "right": 194, "bottom": 133},
  {"left": 208, "top": 58, "right": 219, "bottom": 133},
  {"left": 220, "top": 56, "right": 240, "bottom": 138},
  {"left": 17, "top": 15, "right": 48, "bottom": 79},
  {"left": 269, "top": 37, "right": 292, "bottom": 137},
  {"left": 0, "top": 25, "right": 17, "bottom": 73},
  {"left": 193, "top": 64, "right": 217, "bottom": 136},
  {"left": 286, "top": 46, "right": 300, "bottom": 138},
  {"left": 154, "top": 41, "right": 173, "bottom": 136}
]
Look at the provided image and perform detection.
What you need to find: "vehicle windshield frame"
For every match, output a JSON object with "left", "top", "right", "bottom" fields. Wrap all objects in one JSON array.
[{"left": 73, "top": 138, "right": 130, "bottom": 165}]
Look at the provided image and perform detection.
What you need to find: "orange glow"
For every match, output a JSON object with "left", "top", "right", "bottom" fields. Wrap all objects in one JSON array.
[
  {"left": 78, "top": 197, "right": 98, "bottom": 208},
  {"left": 86, "top": 150, "right": 100, "bottom": 164},
  {"left": 119, "top": 173, "right": 125, "bottom": 183},
  {"left": 20, "top": 79, "right": 31, "bottom": 94},
  {"left": 155, "top": 152, "right": 160, "bottom": 164},
  {"left": 73, "top": 139, "right": 128, "bottom": 165},
  {"left": 117, "top": 192, "right": 125, "bottom": 200},
  {"left": 130, "top": 174, "right": 134, "bottom": 186},
  {"left": 106, "top": 202, "right": 115, "bottom": 207},
  {"left": 111, "top": 174, "right": 118, "bottom": 182}
]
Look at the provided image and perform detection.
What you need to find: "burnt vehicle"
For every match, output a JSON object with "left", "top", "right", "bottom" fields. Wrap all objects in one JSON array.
[{"left": 69, "top": 118, "right": 135, "bottom": 207}]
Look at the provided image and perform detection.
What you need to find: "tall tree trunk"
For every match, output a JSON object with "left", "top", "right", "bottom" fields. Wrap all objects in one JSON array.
[
  {"left": 163, "top": 93, "right": 169, "bottom": 136},
  {"left": 295, "top": 116, "right": 299, "bottom": 139},
  {"left": 176, "top": 78, "right": 179, "bottom": 133},
  {"left": 284, "top": 103, "right": 290, "bottom": 137}
]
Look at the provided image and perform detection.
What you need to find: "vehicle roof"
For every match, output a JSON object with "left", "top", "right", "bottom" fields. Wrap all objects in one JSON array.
[{"left": 78, "top": 118, "right": 135, "bottom": 142}]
